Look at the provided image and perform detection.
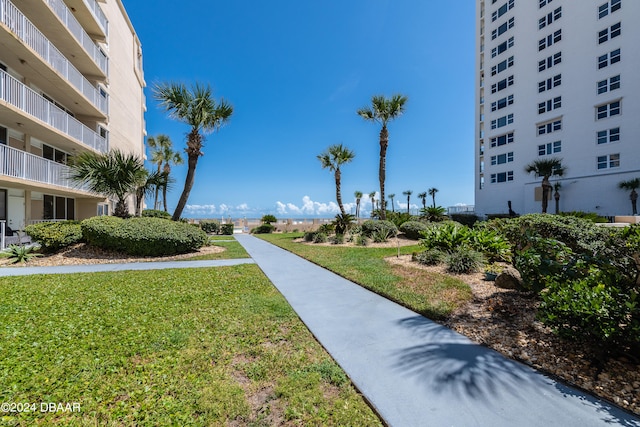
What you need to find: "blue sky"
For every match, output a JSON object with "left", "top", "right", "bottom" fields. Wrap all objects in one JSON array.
[{"left": 121, "top": 0, "right": 476, "bottom": 218}]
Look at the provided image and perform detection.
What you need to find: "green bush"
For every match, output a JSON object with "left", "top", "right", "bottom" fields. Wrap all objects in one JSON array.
[
  {"left": 261, "top": 214, "right": 277, "bottom": 224},
  {"left": 252, "top": 224, "right": 275, "bottom": 234},
  {"left": 420, "top": 222, "right": 470, "bottom": 252},
  {"left": 1, "top": 244, "right": 42, "bottom": 263},
  {"left": 81, "top": 216, "right": 208, "bottom": 256},
  {"left": 313, "top": 232, "right": 328, "bottom": 243},
  {"left": 24, "top": 221, "right": 83, "bottom": 253},
  {"left": 199, "top": 219, "right": 220, "bottom": 234},
  {"left": 449, "top": 213, "right": 480, "bottom": 227},
  {"left": 386, "top": 212, "right": 414, "bottom": 228},
  {"left": 354, "top": 234, "right": 369, "bottom": 246},
  {"left": 220, "top": 224, "right": 234, "bottom": 235},
  {"left": 415, "top": 249, "right": 446, "bottom": 266},
  {"left": 361, "top": 220, "right": 398, "bottom": 239},
  {"left": 303, "top": 232, "right": 316, "bottom": 242},
  {"left": 332, "top": 213, "right": 355, "bottom": 235},
  {"left": 331, "top": 234, "right": 344, "bottom": 245},
  {"left": 399, "top": 221, "right": 429, "bottom": 240},
  {"left": 317, "top": 223, "right": 335, "bottom": 235},
  {"left": 142, "top": 209, "right": 171, "bottom": 219},
  {"left": 558, "top": 211, "right": 608, "bottom": 223},
  {"left": 446, "top": 248, "right": 485, "bottom": 274}
]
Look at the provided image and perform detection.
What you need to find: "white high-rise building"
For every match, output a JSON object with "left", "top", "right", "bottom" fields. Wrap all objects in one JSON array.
[{"left": 475, "top": 0, "right": 640, "bottom": 217}]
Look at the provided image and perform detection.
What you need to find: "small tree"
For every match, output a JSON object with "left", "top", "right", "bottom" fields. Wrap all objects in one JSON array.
[
  {"left": 261, "top": 214, "right": 277, "bottom": 224},
  {"left": 618, "top": 178, "right": 640, "bottom": 215},
  {"left": 525, "top": 158, "right": 565, "bottom": 214}
]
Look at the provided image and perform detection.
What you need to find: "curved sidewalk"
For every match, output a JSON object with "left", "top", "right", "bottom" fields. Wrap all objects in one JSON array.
[{"left": 235, "top": 234, "right": 640, "bottom": 427}]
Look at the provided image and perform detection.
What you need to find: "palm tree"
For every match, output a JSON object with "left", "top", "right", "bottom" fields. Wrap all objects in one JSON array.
[
  {"left": 153, "top": 82, "right": 233, "bottom": 220},
  {"left": 317, "top": 144, "right": 356, "bottom": 216},
  {"left": 147, "top": 134, "right": 184, "bottom": 211},
  {"left": 618, "top": 178, "right": 640, "bottom": 215},
  {"left": 428, "top": 187, "right": 439, "bottom": 208},
  {"left": 403, "top": 190, "right": 412, "bottom": 214},
  {"left": 69, "top": 149, "right": 146, "bottom": 218},
  {"left": 553, "top": 182, "right": 561, "bottom": 214},
  {"left": 369, "top": 191, "right": 376, "bottom": 218},
  {"left": 354, "top": 191, "right": 363, "bottom": 219},
  {"left": 388, "top": 193, "right": 396, "bottom": 212},
  {"left": 357, "top": 94, "right": 408, "bottom": 220},
  {"left": 135, "top": 170, "right": 164, "bottom": 216},
  {"left": 525, "top": 158, "right": 565, "bottom": 213},
  {"left": 417, "top": 192, "right": 427, "bottom": 210}
]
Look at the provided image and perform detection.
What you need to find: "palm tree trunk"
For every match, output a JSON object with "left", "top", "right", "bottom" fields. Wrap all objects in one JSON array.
[
  {"left": 335, "top": 169, "right": 345, "bottom": 216},
  {"left": 541, "top": 177, "right": 552, "bottom": 213},
  {"left": 406, "top": 195, "right": 410, "bottom": 214},
  {"left": 431, "top": 195, "right": 436, "bottom": 208},
  {"left": 154, "top": 162, "right": 162, "bottom": 210},
  {"left": 378, "top": 126, "right": 388, "bottom": 220},
  {"left": 172, "top": 153, "right": 198, "bottom": 221},
  {"left": 162, "top": 181, "right": 169, "bottom": 212},
  {"left": 631, "top": 189, "right": 638, "bottom": 215}
]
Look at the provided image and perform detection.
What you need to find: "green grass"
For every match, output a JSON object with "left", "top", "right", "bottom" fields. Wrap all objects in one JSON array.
[
  {"left": 259, "top": 233, "right": 472, "bottom": 319},
  {"left": 181, "top": 237, "right": 250, "bottom": 260},
  {"left": 0, "top": 266, "right": 381, "bottom": 426}
]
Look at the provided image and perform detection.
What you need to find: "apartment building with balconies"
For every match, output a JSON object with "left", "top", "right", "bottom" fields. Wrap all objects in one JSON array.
[
  {"left": 0, "top": 0, "right": 145, "bottom": 231},
  {"left": 475, "top": 0, "right": 640, "bottom": 217}
]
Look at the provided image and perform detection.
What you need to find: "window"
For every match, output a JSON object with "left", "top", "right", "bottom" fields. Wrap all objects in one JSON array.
[
  {"left": 492, "top": 17, "right": 515, "bottom": 40},
  {"left": 538, "top": 29, "right": 562, "bottom": 51},
  {"left": 0, "top": 126, "right": 6, "bottom": 145},
  {"left": 538, "top": 96, "right": 562, "bottom": 114},
  {"left": 491, "top": 56, "right": 514, "bottom": 76},
  {"left": 597, "top": 153, "right": 620, "bottom": 169},
  {"left": 597, "top": 127, "right": 620, "bottom": 144},
  {"left": 42, "top": 144, "right": 68, "bottom": 164},
  {"left": 598, "top": 48, "right": 621, "bottom": 69},
  {"left": 490, "top": 132, "right": 514, "bottom": 147},
  {"left": 539, "top": 7, "right": 562, "bottom": 29},
  {"left": 492, "top": 0, "right": 515, "bottom": 22},
  {"left": 491, "top": 75, "right": 514, "bottom": 94},
  {"left": 491, "top": 94, "right": 514, "bottom": 111},
  {"left": 491, "top": 152, "right": 514, "bottom": 165},
  {"left": 43, "top": 195, "right": 75, "bottom": 220},
  {"left": 537, "top": 119, "right": 562, "bottom": 135},
  {"left": 538, "top": 141, "right": 561, "bottom": 156},
  {"left": 539, "top": 51, "right": 561, "bottom": 72},
  {"left": 597, "top": 75, "right": 620, "bottom": 94},
  {"left": 599, "top": 0, "right": 621, "bottom": 19},
  {"left": 596, "top": 100, "right": 621, "bottom": 119},
  {"left": 538, "top": 74, "right": 562, "bottom": 93},
  {"left": 491, "top": 171, "right": 514, "bottom": 183},
  {"left": 598, "top": 22, "right": 621, "bottom": 44},
  {"left": 492, "top": 37, "right": 514, "bottom": 58},
  {"left": 539, "top": 0, "right": 553, "bottom": 8},
  {"left": 491, "top": 114, "right": 514, "bottom": 130}
]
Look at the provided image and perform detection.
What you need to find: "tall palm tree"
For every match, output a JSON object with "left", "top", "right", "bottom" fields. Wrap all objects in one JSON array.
[
  {"left": 618, "top": 178, "right": 640, "bottom": 215},
  {"left": 357, "top": 94, "right": 408, "bottom": 220},
  {"left": 369, "top": 191, "right": 376, "bottom": 218},
  {"left": 354, "top": 191, "right": 363, "bottom": 219},
  {"left": 428, "top": 187, "right": 439, "bottom": 208},
  {"left": 417, "top": 192, "right": 427, "bottom": 210},
  {"left": 403, "top": 190, "right": 413, "bottom": 214},
  {"left": 525, "top": 158, "right": 565, "bottom": 213},
  {"left": 153, "top": 82, "right": 233, "bottom": 220},
  {"left": 317, "top": 144, "right": 356, "bottom": 216},
  {"left": 553, "top": 182, "right": 561, "bottom": 215},
  {"left": 69, "top": 149, "right": 146, "bottom": 218},
  {"left": 147, "top": 134, "right": 184, "bottom": 211},
  {"left": 388, "top": 193, "right": 396, "bottom": 212}
]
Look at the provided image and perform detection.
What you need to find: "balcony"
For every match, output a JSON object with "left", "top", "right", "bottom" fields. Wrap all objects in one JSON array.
[
  {"left": 18, "top": 0, "right": 108, "bottom": 79},
  {"left": 65, "top": 0, "right": 108, "bottom": 40},
  {"left": 0, "top": 142, "right": 91, "bottom": 192},
  {"left": 0, "top": 69, "right": 108, "bottom": 153},
  {"left": 0, "top": 0, "right": 108, "bottom": 117}
]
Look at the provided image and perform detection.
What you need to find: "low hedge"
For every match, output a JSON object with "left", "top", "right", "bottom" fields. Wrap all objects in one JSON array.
[
  {"left": 141, "top": 209, "right": 171, "bottom": 219},
  {"left": 399, "top": 221, "right": 429, "bottom": 240},
  {"left": 360, "top": 220, "right": 398, "bottom": 238},
  {"left": 81, "top": 216, "right": 208, "bottom": 256},
  {"left": 252, "top": 224, "right": 274, "bottom": 234},
  {"left": 24, "top": 221, "right": 83, "bottom": 253},
  {"left": 220, "top": 224, "right": 234, "bottom": 235},
  {"left": 199, "top": 219, "right": 220, "bottom": 234}
]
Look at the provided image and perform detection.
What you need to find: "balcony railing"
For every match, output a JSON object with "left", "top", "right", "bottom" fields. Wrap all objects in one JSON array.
[
  {"left": 43, "top": 0, "right": 109, "bottom": 76},
  {"left": 84, "top": 0, "right": 108, "bottom": 36},
  {"left": 0, "top": 143, "right": 91, "bottom": 192},
  {"left": 0, "top": 0, "right": 108, "bottom": 115},
  {"left": 0, "top": 69, "right": 108, "bottom": 153}
]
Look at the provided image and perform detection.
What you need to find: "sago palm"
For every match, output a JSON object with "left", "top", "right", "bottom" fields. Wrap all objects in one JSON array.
[
  {"left": 357, "top": 94, "right": 407, "bottom": 220},
  {"left": 618, "top": 177, "right": 640, "bottom": 215},
  {"left": 154, "top": 82, "right": 233, "bottom": 220},
  {"left": 69, "top": 149, "right": 146, "bottom": 218},
  {"left": 525, "top": 158, "right": 565, "bottom": 213},
  {"left": 317, "top": 144, "right": 355, "bottom": 216}
]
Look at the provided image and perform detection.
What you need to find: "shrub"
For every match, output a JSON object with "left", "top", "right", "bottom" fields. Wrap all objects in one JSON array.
[
  {"left": 303, "top": 232, "right": 316, "bottom": 242},
  {"left": 142, "top": 209, "right": 171, "bottom": 219},
  {"left": 332, "top": 213, "right": 355, "bottom": 235},
  {"left": 81, "top": 216, "right": 208, "bottom": 256},
  {"left": 313, "top": 232, "right": 328, "bottom": 243},
  {"left": 420, "top": 222, "right": 470, "bottom": 252},
  {"left": 261, "top": 214, "right": 277, "bottom": 224},
  {"left": 558, "top": 211, "right": 608, "bottom": 223},
  {"left": 317, "top": 223, "right": 335, "bottom": 235},
  {"left": 1, "top": 244, "right": 42, "bottom": 264},
  {"left": 361, "top": 220, "right": 398, "bottom": 239},
  {"left": 331, "top": 234, "right": 345, "bottom": 245},
  {"left": 199, "top": 219, "right": 220, "bottom": 234},
  {"left": 354, "top": 234, "right": 369, "bottom": 246},
  {"left": 420, "top": 206, "right": 448, "bottom": 222},
  {"left": 386, "top": 212, "right": 414, "bottom": 228},
  {"left": 446, "top": 248, "right": 485, "bottom": 274},
  {"left": 25, "top": 221, "right": 83, "bottom": 253},
  {"left": 399, "top": 221, "right": 429, "bottom": 240},
  {"left": 220, "top": 224, "right": 234, "bottom": 235},
  {"left": 415, "top": 249, "right": 446, "bottom": 266},
  {"left": 252, "top": 224, "right": 275, "bottom": 234},
  {"left": 450, "top": 213, "right": 480, "bottom": 227}
]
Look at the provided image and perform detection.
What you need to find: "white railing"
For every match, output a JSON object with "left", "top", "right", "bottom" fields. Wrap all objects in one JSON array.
[
  {"left": 0, "top": 69, "right": 108, "bottom": 153},
  {"left": 83, "top": 0, "right": 108, "bottom": 36},
  {"left": 43, "top": 0, "right": 109, "bottom": 76},
  {"left": 0, "top": 143, "right": 91, "bottom": 192},
  {"left": 0, "top": 0, "right": 108, "bottom": 115}
]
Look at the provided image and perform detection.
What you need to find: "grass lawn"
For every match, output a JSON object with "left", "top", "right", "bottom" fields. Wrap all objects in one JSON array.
[
  {"left": 182, "top": 237, "right": 251, "bottom": 261},
  {"left": 258, "top": 233, "right": 473, "bottom": 319},
  {"left": 0, "top": 266, "right": 381, "bottom": 426}
]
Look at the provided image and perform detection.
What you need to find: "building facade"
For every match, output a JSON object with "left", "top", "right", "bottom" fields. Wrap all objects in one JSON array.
[
  {"left": 475, "top": 0, "right": 640, "bottom": 217},
  {"left": 0, "top": 0, "right": 145, "bottom": 231}
]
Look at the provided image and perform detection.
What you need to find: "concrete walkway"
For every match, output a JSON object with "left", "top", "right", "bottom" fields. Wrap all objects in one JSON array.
[{"left": 234, "top": 234, "right": 640, "bottom": 427}]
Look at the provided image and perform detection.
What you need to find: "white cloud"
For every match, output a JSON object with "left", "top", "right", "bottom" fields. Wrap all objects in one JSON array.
[{"left": 275, "top": 195, "right": 343, "bottom": 217}]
